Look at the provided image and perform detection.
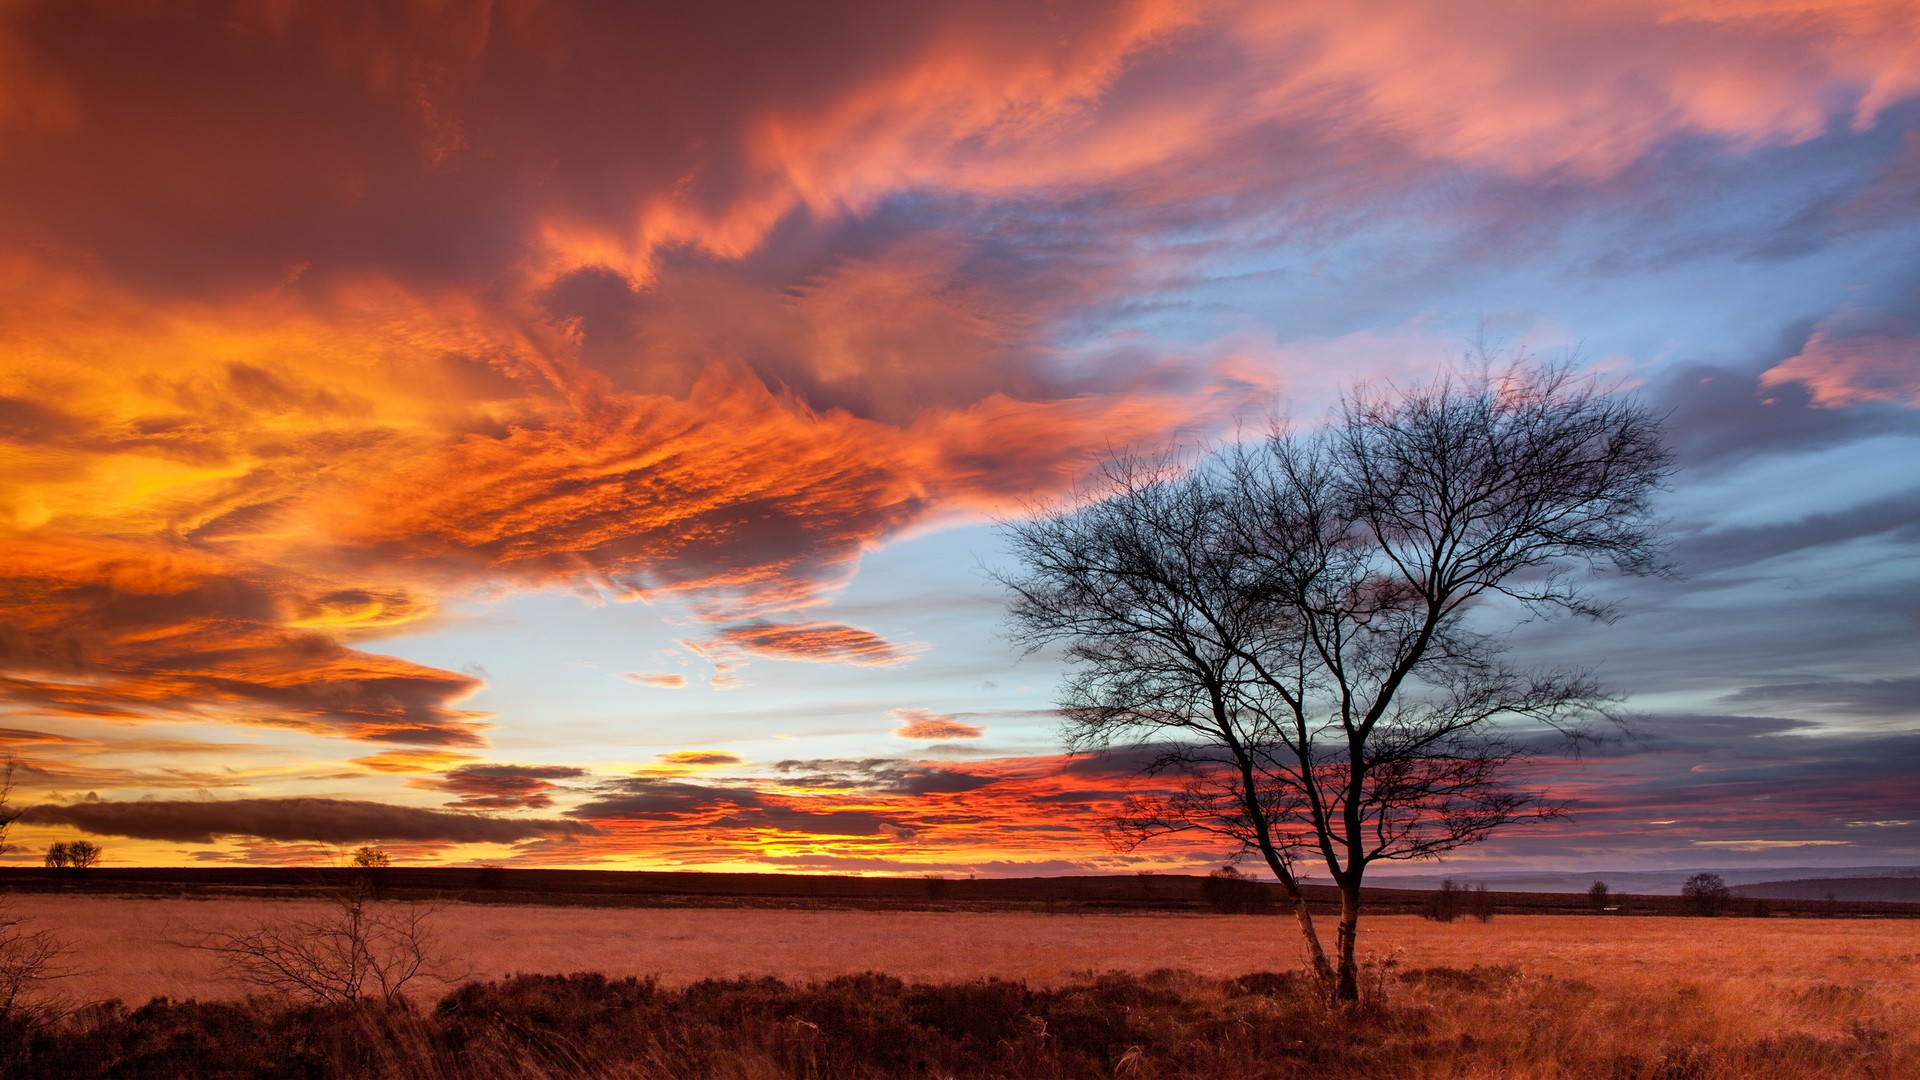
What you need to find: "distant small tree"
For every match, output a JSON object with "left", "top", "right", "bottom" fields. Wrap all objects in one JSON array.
[
  {"left": 349, "top": 845, "right": 391, "bottom": 897},
  {"left": 1681, "top": 872, "right": 1730, "bottom": 916},
  {"left": 62, "top": 840, "right": 101, "bottom": 874},
  {"left": 1424, "top": 879, "right": 1462, "bottom": 923},
  {"left": 1465, "top": 882, "right": 1494, "bottom": 923},
  {"left": 42, "top": 843, "right": 70, "bottom": 872},
  {"left": 1203, "top": 864, "right": 1273, "bottom": 915},
  {"left": 1586, "top": 880, "right": 1611, "bottom": 913}
]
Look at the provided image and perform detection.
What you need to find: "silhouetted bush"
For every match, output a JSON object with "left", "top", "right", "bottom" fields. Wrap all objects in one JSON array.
[
  {"left": 1682, "top": 872, "right": 1732, "bottom": 916},
  {"left": 1464, "top": 883, "right": 1495, "bottom": 923},
  {"left": 1201, "top": 864, "right": 1274, "bottom": 915},
  {"left": 1424, "top": 879, "right": 1462, "bottom": 922}
]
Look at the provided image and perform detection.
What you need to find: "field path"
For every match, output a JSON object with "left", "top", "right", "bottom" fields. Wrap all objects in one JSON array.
[{"left": 14, "top": 895, "right": 1918, "bottom": 1005}]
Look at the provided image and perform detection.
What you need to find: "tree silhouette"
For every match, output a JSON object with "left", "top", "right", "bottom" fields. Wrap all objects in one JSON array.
[
  {"left": 1681, "top": 872, "right": 1731, "bottom": 916},
  {"left": 1001, "top": 361, "right": 1672, "bottom": 1001}
]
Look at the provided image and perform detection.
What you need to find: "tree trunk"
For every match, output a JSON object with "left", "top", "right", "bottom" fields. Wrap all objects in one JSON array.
[
  {"left": 1287, "top": 889, "right": 1334, "bottom": 988},
  {"left": 1333, "top": 882, "right": 1362, "bottom": 1003},
  {"left": 1256, "top": 846, "right": 1335, "bottom": 987}
]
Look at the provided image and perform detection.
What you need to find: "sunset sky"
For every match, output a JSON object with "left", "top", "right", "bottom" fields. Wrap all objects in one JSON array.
[{"left": 2, "top": 0, "right": 1916, "bottom": 878}]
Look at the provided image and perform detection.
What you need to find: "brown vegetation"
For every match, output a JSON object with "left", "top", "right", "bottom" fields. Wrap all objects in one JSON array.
[
  {"left": 0, "top": 893, "right": 1913, "bottom": 1076},
  {"left": 4, "top": 958, "right": 1915, "bottom": 1078}
]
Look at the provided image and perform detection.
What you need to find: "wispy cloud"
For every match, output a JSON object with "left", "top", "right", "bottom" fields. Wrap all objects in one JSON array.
[{"left": 892, "top": 708, "right": 985, "bottom": 740}]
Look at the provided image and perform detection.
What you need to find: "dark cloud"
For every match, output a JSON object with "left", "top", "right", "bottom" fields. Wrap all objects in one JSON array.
[
  {"left": 1721, "top": 677, "right": 1920, "bottom": 720},
  {"left": 770, "top": 757, "right": 1000, "bottom": 795},
  {"left": 23, "top": 796, "right": 595, "bottom": 845},
  {"left": 418, "top": 763, "right": 589, "bottom": 810},
  {"left": 569, "top": 776, "right": 904, "bottom": 837},
  {"left": 1652, "top": 360, "right": 1919, "bottom": 469},
  {"left": 1671, "top": 487, "right": 1920, "bottom": 574},
  {"left": 1533, "top": 713, "right": 1920, "bottom": 829}
]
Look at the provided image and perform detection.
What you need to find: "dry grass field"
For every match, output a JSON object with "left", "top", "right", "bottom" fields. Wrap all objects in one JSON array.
[{"left": 7, "top": 894, "right": 1918, "bottom": 1076}]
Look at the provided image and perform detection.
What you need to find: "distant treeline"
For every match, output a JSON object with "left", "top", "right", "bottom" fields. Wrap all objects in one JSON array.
[{"left": 4, "top": 866, "right": 1917, "bottom": 918}]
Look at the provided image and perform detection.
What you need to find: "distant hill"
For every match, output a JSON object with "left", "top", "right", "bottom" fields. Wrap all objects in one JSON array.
[
  {"left": 1369, "top": 866, "right": 1920, "bottom": 895},
  {"left": 1734, "top": 876, "right": 1920, "bottom": 903}
]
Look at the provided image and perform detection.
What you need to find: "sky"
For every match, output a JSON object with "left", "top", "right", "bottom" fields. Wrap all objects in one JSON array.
[{"left": 1, "top": 0, "right": 1917, "bottom": 879}]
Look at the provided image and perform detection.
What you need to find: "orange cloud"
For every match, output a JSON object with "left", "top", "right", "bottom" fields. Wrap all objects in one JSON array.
[
  {"left": 3, "top": 0, "right": 1916, "bottom": 828},
  {"left": 0, "top": 534, "right": 492, "bottom": 745},
  {"left": 354, "top": 749, "right": 484, "bottom": 774},
  {"left": 892, "top": 708, "right": 986, "bottom": 740},
  {"left": 619, "top": 672, "right": 687, "bottom": 689},
  {"left": 710, "top": 622, "right": 921, "bottom": 667},
  {"left": 511, "top": 751, "right": 1221, "bottom": 872}
]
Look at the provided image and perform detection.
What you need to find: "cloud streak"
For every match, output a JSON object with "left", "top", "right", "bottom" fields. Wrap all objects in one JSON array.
[{"left": 25, "top": 797, "right": 595, "bottom": 845}]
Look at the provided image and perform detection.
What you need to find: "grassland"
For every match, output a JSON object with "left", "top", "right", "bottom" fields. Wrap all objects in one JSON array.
[{"left": 4, "top": 892, "right": 1918, "bottom": 1076}]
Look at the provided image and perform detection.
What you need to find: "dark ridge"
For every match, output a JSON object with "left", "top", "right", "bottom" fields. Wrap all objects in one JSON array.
[{"left": 6, "top": 866, "right": 1918, "bottom": 918}]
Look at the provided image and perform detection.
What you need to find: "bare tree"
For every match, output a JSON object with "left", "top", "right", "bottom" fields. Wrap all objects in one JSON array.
[
  {"left": 0, "top": 759, "right": 68, "bottom": 1024},
  {"left": 1001, "top": 361, "right": 1671, "bottom": 1001},
  {"left": 0, "top": 760, "right": 19, "bottom": 857},
  {"left": 203, "top": 884, "right": 460, "bottom": 1005},
  {"left": 62, "top": 841, "right": 100, "bottom": 875},
  {"left": 1681, "top": 872, "right": 1731, "bottom": 916}
]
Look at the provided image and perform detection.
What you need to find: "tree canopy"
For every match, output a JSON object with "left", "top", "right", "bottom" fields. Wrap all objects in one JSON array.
[{"left": 1001, "top": 361, "right": 1673, "bottom": 1000}]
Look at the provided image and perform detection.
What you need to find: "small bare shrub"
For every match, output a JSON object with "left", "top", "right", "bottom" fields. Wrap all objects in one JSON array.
[
  {"left": 203, "top": 886, "right": 463, "bottom": 1005},
  {"left": 0, "top": 766, "right": 70, "bottom": 1027},
  {"left": 0, "top": 903, "right": 68, "bottom": 1026}
]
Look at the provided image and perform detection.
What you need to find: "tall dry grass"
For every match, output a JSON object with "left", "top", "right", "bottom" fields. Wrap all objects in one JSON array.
[
  {"left": 8, "top": 964, "right": 1915, "bottom": 1078},
  {"left": 3, "top": 895, "right": 1914, "bottom": 1077}
]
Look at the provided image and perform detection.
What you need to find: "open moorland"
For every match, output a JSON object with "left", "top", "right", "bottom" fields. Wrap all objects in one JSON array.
[{"left": 3, "top": 879, "right": 1918, "bottom": 1078}]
